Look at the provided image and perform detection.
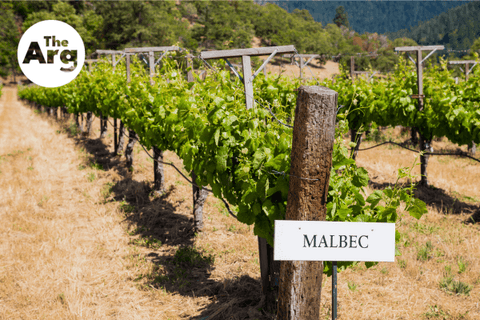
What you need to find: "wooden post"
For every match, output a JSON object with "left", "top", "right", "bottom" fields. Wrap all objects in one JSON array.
[
  {"left": 350, "top": 56, "right": 354, "bottom": 84},
  {"left": 277, "top": 86, "right": 337, "bottom": 319},
  {"left": 148, "top": 51, "right": 165, "bottom": 193},
  {"left": 115, "top": 53, "right": 131, "bottom": 156},
  {"left": 200, "top": 45, "right": 296, "bottom": 110},
  {"left": 85, "top": 111, "right": 93, "bottom": 136},
  {"left": 351, "top": 129, "right": 362, "bottom": 160},
  {"left": 299, "top": 56, "right": 304, "bottom": 79},
  {"left": 96, "top": 50, "right": 124, "bottom": 148},
  {"left": 200, "top": 45, "right": 297, "bottom": 309},
  {"left": 449, "top": 60, "right": 477, "bottom": 81},
  {"left": 186, "top": 54, "right": 195, "bottom": 83},
  {"left": 284, "top": 54, "right": 321, "bottom": 80},
  {"left": 85, "top": 57, "right": 107, "bottom": 139},
  {"left": 124, "top": 46, "right": 179, "bottom": 180},
  {"left": 242, "top": 55, "right": 254, "bottom": 109},
  {"left": 395, "top": 45, "right": 444, "bottom": 186},
  {"left": 112, "top": 54, "right": 116, "bottom": 71},
  {"left": 185, "top": 54, "right": 209, "bottom": 231},
  {"left": 349, "top": 53, "right": 378, "bottom": 84},
  {"left": 147, "top": 50, "right": 164, "bottom": 177},
  {"left": 126, "top": 53, "right": 131, "bottom": 82},
  {"left": 149, "top": 51, "right": 155, "bottom": 85},
  {"left": 416, "top": 49, "right": 429, "bottom": 186},
  {"left": 449, "top": 60, "right": 478, "bottom": 155},
  {"left": 124, "top": 52, "right": 137, "bottom": 169}
]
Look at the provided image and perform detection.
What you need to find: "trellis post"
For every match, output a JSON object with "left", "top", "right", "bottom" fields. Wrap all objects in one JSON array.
[
  {"left": 395, "top": 45, "right": 444, "bottom": 186},
  {"left": 283, "top": 54, "right": 321, "bottom": 80},
  {"left": 84, "top": 59, "right": 97, "bottom": 72},
  {"left": 276, "top": 86, "right": 337, "bottom": 319},
  {"left": 186, "top": 53, "right": 209, "bottom": 231},
  {"left": 449, "top": 60, "right": 477, "bottom": 81},
  {"left": 96, "top": 50, "right": 125, "bottom": 148},
  {"left": 449, "top": 60, "right": 478, "bottom": 155},
  {"left": 123, "top": 46, "right": 179, "bottom": 175},
  {"left": 351, "top": 56, "right": 355, "bottom": 83},
  {"left": 350, "top": 54, "right": 378, "bottom": 83},
  {"left": 200, "top": 45, "right": 296, "bottom": 312},
  {"left": 200, "top": 45, "right": 295, "bottom": 110}
]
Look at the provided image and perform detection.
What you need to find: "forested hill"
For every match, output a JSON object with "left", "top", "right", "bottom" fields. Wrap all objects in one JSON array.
[
  {"left": 3, "top": 0, "right": 477, "bottom": 79},
  {"left": 387, "top": 1, "right": 480, "bottom": 50},
  {"left": 1, "top": 0, "right": 408, "bottom": 78},
  {"left": 267, "top": 1, "right": 469, "bottom": 35}
]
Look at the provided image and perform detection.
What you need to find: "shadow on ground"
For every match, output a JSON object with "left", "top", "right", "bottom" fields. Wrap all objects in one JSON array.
[
  {"left": 49, "top": 115, "right": 272, "bottom": 319},
  {"left": 369, "top": 180, "right": 480, "bottom": 223},
  {"left": 73, "top": 135, "right": 124, "bottom": 172}
]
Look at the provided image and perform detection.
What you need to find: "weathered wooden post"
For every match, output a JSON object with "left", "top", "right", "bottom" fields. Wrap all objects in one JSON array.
[
  {"left": 200, "top": 45, "right": 296, "bottom": 311},
  {"left": 449, "top": 60, "right": 478, "bottom": 155},
  {"left": 299, "top": 56, "right": 304, "bottom": 79},
  {"left": 350, "top": 53, "right": 378, "bottom": 84},
  {"left": 123, "top": 46, "right": 179, "bottom": 174},
  {"left": 277, "top": 86, "right": 337, "bottom": 319},
  {"left": 124, "top": 52, "right": 137, "bottom": 169},
  {"left": 350, "top": 56, "right": 355, "bottom": 84},
  {"left": 348, "top": 54, "right": 377, "bottom": 158},
  {"left": 284, "top": 54, "right": 321, "bottom": 81},
  {"left": 96, "top": 50, "right": 124, "bottom": 151},
  {"left": 186, "top": 54, "right": 209, "bottom": 231},
  {"left": 84, "top": 60, "right": 97, "bottom": 137},
  {"left": 395, "top": 45, "right": 444, "bottom": 186}
]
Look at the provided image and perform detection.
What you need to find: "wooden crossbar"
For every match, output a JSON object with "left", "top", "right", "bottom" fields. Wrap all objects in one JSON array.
[
  {"left": 200, "top": 45, "right": 295, "bottom": 59},
  {"left": 283, "top": 54, "right": 320, "bottom": 58},
  {"left": 283, "top": 53, "right": 321, "bottom": 79},
  {"left": 199, "top": 45, "right": 296, "bottom": 109},
  {"left": 449, "top": 60, "right": 477, "bottom": 64},
  {"left": 96, "top": 50, "right": 123, "bottom": 55},
  {"left": 394, "top": 45, "right": 444, "bottom": 52},
  {"left": 124, "top": 46, "right": 180, "bottom": 53},
  {"left": 449, "top": 60, "right": 478, "bottom": 80}
]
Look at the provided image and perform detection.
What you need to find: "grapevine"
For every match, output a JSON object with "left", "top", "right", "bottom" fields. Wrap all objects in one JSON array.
[{"left": 18, "top": 52, "right": 428, "bottom": 275}]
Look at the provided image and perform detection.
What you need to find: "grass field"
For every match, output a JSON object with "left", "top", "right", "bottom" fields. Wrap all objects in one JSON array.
[{"left": 1, "top": 86, "right": 479, "bottom": 319}]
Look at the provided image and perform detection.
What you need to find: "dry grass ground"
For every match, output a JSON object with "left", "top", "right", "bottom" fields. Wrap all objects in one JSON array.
[
  {"left": 265, "top": 59, "right": 340, "bottom": 81},
  {"left": 1, "top": 86, "right": 480, "bottom": 319}
]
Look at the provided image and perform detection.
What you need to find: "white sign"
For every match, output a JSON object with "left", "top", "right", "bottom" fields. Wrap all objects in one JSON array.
[
  {"left": 274, "top": 221, "right": 395, "bottom": 262},
  {"left": 17, "top": 20, "right": 85, "bottom": 88}
]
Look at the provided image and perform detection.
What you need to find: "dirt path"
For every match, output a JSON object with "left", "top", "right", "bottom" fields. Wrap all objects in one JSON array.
[
  {"left": 0, "top": 87, "right": 265, "bottom": 320},
  {"left": 0, "top": 87, "right": 158, "bottom": 319}
]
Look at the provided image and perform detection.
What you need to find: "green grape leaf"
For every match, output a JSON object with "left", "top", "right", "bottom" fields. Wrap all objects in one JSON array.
[{"left": 408, "top": 198, "right": 428, "bottom": 219}]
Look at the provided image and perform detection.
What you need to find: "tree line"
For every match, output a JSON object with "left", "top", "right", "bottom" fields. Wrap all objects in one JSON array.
[{"left": 2, "top": 0, "right": 479, "bottom": 80}]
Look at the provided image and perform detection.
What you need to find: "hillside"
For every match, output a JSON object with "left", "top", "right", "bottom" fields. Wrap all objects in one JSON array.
[
  {"left": 268, "top": 1, "right": 469, "bottom": 35},
  {"left": 387, "top": 1, "right": 480, "bottom": 50},
  {"left": 1, "top": 0, "right": 402, "bottom": 79}
]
